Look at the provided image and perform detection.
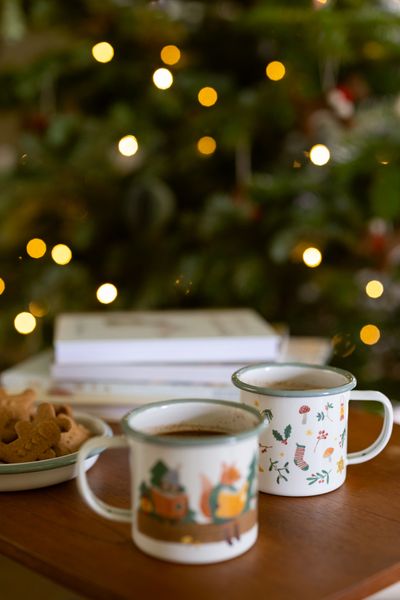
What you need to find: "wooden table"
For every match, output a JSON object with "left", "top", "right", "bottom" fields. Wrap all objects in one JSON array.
[{"left": 0, "top": 410, "right": 399, "bottom": 600}]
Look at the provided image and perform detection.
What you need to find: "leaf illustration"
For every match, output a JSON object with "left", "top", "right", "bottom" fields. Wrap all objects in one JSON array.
[
  {"left": 272, "top": 429, "right": 283, "bottom": 442},
  {"left": 262, "top": 409, "right": 273, "bottom": 423},
  {"left": 317, "top": 412, "right": 325, "bottom": 421},
  {"left": 284, "top": 424, "right": 292, "bottom": 440}
]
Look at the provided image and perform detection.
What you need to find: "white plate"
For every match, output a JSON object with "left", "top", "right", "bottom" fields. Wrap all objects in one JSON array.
[{"left": 0, "top": 412, "right": 113, "bottom": 491}]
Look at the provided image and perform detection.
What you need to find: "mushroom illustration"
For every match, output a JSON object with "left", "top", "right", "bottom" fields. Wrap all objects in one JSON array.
[
  {"left": 299, "top": 405, "right": 310, "bottom": 425},
  {"left": 323, "top": 447, "right": 334, "bottom": 462}
]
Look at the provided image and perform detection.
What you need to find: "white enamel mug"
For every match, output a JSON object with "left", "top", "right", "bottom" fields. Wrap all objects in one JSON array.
[
  {"left": 77, "top": 399, "right": 267, "bottom": 564},
  {"left": 232, "top": 363, "right": 394, "bottom": 497}
]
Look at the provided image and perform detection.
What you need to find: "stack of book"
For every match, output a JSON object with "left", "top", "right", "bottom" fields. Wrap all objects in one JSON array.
[{"left": 2, "top": 308, "right": 287, "bottom": 419}]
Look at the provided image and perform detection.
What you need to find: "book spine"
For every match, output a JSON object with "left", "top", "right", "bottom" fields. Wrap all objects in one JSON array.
[
  {"left": 48, "top": 380, "right": 239, "bottom": 401},
  {"left": 54, "top": 336, "right": 281, "bottom": 365},
  {"left": 50, "top": 363, "right": 247, "bottom": 384}
]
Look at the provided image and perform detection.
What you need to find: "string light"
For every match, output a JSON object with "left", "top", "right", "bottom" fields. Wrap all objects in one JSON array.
[
  {"left": 51, "top": 244, "right": 72, "bottom": 265},
  {"left": 363, "top": 41, "right": 385, "bottom": 60},
  {"left": 365, "top": 280, "right": 384, "bottom": 299},
  {"left": 197, "top": 136, "right": 217, "bottom": 155},
  {"left": 29, "top": 301, "right": 48, "bottom": 317},
  {"left": 96, "top": 283, "right": 118, "bottom": 304},
  {"left": 302, "top": 247, "right": 322, "bottom": 268},
  {"left": 153, "top": 68, "right": 173, "bottom": 90},
  {"left": 92, "top": 42, "right": 114, "bottom": 63},
  {"left": 26, "top": 238, "right": 46, "bottom": 259},
  {"left": 313, "top": 0, "right": 330, "bottom": 8},
  {"left": 118, "top": 135, "right": 139, "bottom": 157},
  {"left": 198, "top": 87, "right": 218, "bottom": 107},
  {"left": 161, "top": 45, "right": 181, "bottom": 65},
  {"left": 309, "top": 144, "right": 330, "bottom": 166},
  {"left": 266, "top": 61, "right": 286, "bottom": 81},
  {"left": 0, "top": 278, "right": 5, "bottom": 295},
  {"left": 360, "top": 324, "right": 381, "bottom": 345},
  {"left": 14, "top": 312, "right": 36, "bottom": 335}
]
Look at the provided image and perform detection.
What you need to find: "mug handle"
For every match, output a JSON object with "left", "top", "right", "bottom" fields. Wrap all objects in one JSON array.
[
  {"left": 347, "top": 391, "right": 394, "bottom": 465},
  {"left": 77, "top": 435, "right": 132, "bottom": 523}
]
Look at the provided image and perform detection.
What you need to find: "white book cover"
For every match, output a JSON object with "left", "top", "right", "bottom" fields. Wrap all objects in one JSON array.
[{"left": 54, "top": 308, "right": 282, "bottom": 365}]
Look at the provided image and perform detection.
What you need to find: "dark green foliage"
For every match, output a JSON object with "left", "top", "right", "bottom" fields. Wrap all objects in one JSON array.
[{"left": 0, "top": 0, "right": 400, "bottom": 400}]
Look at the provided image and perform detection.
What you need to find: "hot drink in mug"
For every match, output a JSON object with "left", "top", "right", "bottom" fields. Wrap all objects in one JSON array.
[
  {"left": 77, "top": 399, "right": 267, "bottom": 564},
  {"left": 232, "top": 363, "right": 393, "bottom": 497}
]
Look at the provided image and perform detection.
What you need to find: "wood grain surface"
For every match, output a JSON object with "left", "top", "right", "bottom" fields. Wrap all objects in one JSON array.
[{"left": 0, "top": 409, "right": 399, "bottom": 600}]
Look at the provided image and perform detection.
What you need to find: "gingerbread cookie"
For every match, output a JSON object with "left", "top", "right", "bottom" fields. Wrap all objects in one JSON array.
[
  {"left": 55, "top": 413, "right": 91, "bottom": 456},
  {"left": 0, "top": 399, "right": 92, "bottom": 463},
  {"left": 0, "top": 405, "right": 61, "bottom": 463},
  {"left": 0, "top": 388, "right": 36, "bottom": 443}
]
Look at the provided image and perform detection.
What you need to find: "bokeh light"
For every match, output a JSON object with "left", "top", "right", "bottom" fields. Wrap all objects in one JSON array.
[
  {"left": 198, "top": 87, "right": 218, "bottom": 107},
  {"left": 161, "top": 45, "right": 181, "bottom": 65},
  {"left": 197, "top": 136, "right": 217, "bottom": 155},
  {"left": 360, "top": 324, "right": 381, "bottom": 345},
  {"left": 309, "top": 144, "right": 331, "bottom": 166},
  {"left": 14, "top": 312, "right": 36, "bottom": 335},
  {"left": 266, "top": 61, "right": 286, "bottom": 81},
  {"left": 363, "top": 41, "right": 385, "bottom": 60},
  {"left": 26, "top": 238, "right": 46, "bottom": 259},
  {"left": 0, "top": 278, "right": 5, "bottom": 295},
  {"left": 51, "top": 244, "right": 72, "bottom": 265},
  {"left": 302, "top": 247, "right": 322, "bottom": 268},
  {"left": 331, "top": 333, "right": 356, "bottom": 358},
  {"left": 153, "top": 68, "right": 173, "bottom": 89},
  {"left": 92, "top": 42, "right": 114, "bottom": 63},
  {"left": 365, "top": 280, "right": 384, "bottom": 299},
  {"left": 118, "top": 135, "right": 139, "bottom": 157},
  {"left": 28, "top": 301, "right": 48, "bottom": 317},
  {"left": 96, "top": 283, "right": 118, "bottom": 304},
  {"left": 174, "top": 274, "right": 193, "bottom": 296}
]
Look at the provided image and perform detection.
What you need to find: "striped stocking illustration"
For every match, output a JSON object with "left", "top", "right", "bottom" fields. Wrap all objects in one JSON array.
[{"left": 294, "top": 443, "right": 309, "bottom": 471}]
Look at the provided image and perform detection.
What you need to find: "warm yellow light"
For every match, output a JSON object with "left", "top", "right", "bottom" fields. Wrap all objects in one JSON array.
[
  {"left": 198, "top": 87, "right": 218, "bottom": 107},
  {"left": 51, "top": 244, "right": 72, "bottom": 265},
  {"left": 14, "top": 312, "right": 36, "bottom": 335},
  {"left": 197, "top": 136, "right": 217, "bottom": 155},
  {"left": 365, "top": 280, "right": 384, "bottom": 299},
  {"left": 92, "top": 42, "right": 114, "bottom": 63},
  {"left": 96, "top": 283, "right": 118, "bottom": 304},
  {"left": 0, "top": 278, "right": 5, "bottom": 295},
  {"left": 360, "top": 324, "right": 381, "bottom": 345},
  {"left": 118, "top": 135, "right": 139, "bottom": 157},
  {"left": 160, "top": 45, "right": 181, "bottom": 65},
  {"left": 302, "top": 247, "right": 322, "bottom": 268},
  {"left": 29, "top": 301, "right": 48, "bottom": 317},
  {"left": 26, "top": 238, "right": 47, "bottom": 259},
  {"left": 363, "top": 41, "right": 385, "bottom": 60},
  {"left": 153, "top": 68, "right": 173, "bottom": 90},
  {"left": 310, "top": 144, "right": 330, "bottom": 166},
  {"left": 266, "top": 61, "right": 286, "bottom": 81}
]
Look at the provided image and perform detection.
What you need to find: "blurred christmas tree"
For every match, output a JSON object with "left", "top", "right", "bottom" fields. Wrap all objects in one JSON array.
[{"left": 1, "top": 0, "right": 400, "bottom": 396}]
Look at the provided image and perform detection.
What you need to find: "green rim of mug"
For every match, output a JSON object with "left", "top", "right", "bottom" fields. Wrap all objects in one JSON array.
[
  {"left": 231, "top": 362, "right": 357, "bottom": 397},
  {"left": 121, "top": 398, "right": 267, "bottom": 446}
]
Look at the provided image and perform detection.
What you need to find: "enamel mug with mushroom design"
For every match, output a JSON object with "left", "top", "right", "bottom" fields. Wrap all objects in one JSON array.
[{"left": 232, "top": 363, "right": 394, "bottom": 497}]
